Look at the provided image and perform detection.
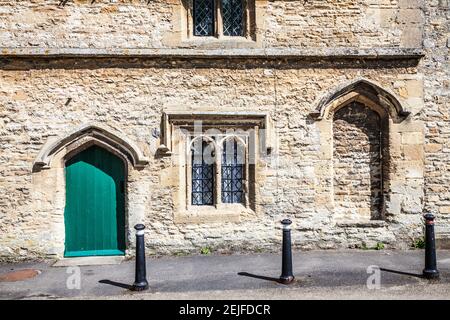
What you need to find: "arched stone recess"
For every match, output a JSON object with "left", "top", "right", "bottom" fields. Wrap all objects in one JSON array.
[
  {"left": 30, "top": 123, "right": 149, "bottom": 258},
  {"left": 33, "top": 123, "right": 149, "bottom": 171},
  {"left": 313, "top": 78, "right": 425, "bottom": 225}
]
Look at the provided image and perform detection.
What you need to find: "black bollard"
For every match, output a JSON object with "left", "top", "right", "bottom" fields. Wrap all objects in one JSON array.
[
  {"left": 131, "top": 224, "right": 149, "bottom": 291},
  {"left": 279, "top": 219, "right": 295, "bottom": 284},
  {"left": 422, "top": 214, "right": 440, "bottom": 280}
]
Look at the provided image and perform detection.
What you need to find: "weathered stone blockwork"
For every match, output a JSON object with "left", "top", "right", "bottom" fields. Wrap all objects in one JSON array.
[
  {"left": 420, "top": 0, "right": 450, "bottom": 248},
  {"left": 0, "top": 0, "right": 425, "bottom": 49},
  {"left": 0, "top": 0, "right": 448, "bottom": 261},
  {"left": 333, "top": 102, "right": 384, "bottom": 221}
]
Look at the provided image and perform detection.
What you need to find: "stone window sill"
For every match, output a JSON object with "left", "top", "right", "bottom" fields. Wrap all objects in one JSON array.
[
  {"left": 180, "top": 37, "right": 258, "bottom": 49},
  {"left": 174, "top": 204, "right": 251, "bottom": 224},
  {"left": 336, "top": 220, "right": 387, "bottom": 228}
]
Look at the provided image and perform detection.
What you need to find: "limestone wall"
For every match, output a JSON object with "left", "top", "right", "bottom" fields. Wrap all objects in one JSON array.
[
  {"left": 0, "top": 57, "right": 428, "bottom": 260},
  {"left": 0, "top": 0, "right": 424, "bottom": 49},
  {"left": 0, "top": 0, "right": 448, "bottom": 261},
  {"left": 420, "top": 0, "right": 450, "bottom": 247},
  {"left": 264, "top": 0, "right": 424, "bottom": 48}
]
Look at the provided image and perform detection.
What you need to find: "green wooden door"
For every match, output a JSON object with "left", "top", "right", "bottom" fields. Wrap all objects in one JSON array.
[{"left": 64, "top": 146, "right": 125, "bottom": 257}]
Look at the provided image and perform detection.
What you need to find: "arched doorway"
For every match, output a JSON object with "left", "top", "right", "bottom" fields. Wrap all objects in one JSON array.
[{"left": 64, "top": 145, "right": 126, "bottom": 257}]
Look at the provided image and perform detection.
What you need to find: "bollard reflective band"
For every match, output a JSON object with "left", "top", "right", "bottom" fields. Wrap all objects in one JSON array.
[
  {"left": 426, "top": 220, "right": 435, "bottom": 225},
  {"left": 282, "top": 224, "right": 291, "bottom": 230},
  {"left": 281, "top": 219, "right": 292, "bottom": 230},
  {"left": 136, "top": 230, "right": 145, "bottom": 236}
]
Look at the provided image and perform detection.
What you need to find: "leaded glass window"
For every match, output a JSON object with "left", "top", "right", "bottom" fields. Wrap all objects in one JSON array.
[
  {"left": 222, "top": 0, "right": 244, "bottom": 36},
  {"left": 192, "top": 140, "right": 215, "bottom": 205},
  {"left": 194, "top": 0, "right": 215, "bottom": 36},
  {"left": 221, "top": 139, "right": 244, "bottom": 203}
]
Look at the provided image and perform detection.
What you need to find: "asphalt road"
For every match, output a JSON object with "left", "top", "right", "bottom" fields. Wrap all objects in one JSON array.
[{"left": 1, "top": 250, "right": 449, "bottom": 300}]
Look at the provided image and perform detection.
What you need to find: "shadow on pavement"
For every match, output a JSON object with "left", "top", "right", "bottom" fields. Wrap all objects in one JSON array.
[
  {"left": 237, "top": 272, "right": 283, "bottom": 284},
  {"left": 99, "top": 279, "right": 133, "bottom": 290},
  {"left": 380, "top": 268, "right": 423, "bottom": 278}
]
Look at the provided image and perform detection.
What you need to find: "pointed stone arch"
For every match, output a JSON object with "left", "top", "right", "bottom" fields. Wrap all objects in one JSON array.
[
  {"left": 33, "top": 123, "right": 149, "bottom": 171},
  {"left": 313, "top": 78, "right": 410, "bottom": 122}
]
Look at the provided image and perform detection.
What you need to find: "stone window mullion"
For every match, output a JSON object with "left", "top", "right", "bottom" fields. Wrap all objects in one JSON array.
[{"left": 216, "top": 0, "right": 223, "bottom": 38}]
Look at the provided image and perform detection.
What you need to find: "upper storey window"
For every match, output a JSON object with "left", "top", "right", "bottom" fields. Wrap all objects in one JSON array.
[{"left": 190, "top": 0, "right": 251, "bottom": 39}]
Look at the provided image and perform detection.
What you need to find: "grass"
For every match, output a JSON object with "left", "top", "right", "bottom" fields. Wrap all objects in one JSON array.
[
  {"left": 200, "top": 247, "right": 211, "bottom": 255},
  {"left": 174, "top": 251, "right": 190, "bottom": 256},
  {"left": 359, "top": 242, "right": 385, "bottom": 250},
  {"left": 412, "top": 237, "right": 426, "bottom": 249}
]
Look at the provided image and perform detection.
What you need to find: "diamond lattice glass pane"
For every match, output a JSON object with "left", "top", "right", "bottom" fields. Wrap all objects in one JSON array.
[
  {"left": 222, "top": 0, "right": 244, "bottom": 36},
  {"left": 205, "top": 166, "right": 213, "bottom": 179},
  {"left": 194, "top": 0, "right": 215, "bottom": 36},
  {"left": 223, "top": 181, "right": 232, "bottom": 191},
  {"left": 192, "top": 180, "right": 201, "bottom": 192},
  {"left": 222, "top": 167, "right": 232, "bottom": 179},
  {"left": 221, "top": 140, "right": 244, "bottom": 203},
  {"left": 233, "top": 167, "right": 242, "bottom": 179},
  {"left": 203, "top": 192, "right": 213, "bottom": 204},
  {"left": 234, "top": 192, "right": 243, "bottom": 203},
  {"left": 192, "top": 140, "right": 215, "bottom": 205},
  {"left": 192, "top": 193, "right": 202, "bottom": 205}
]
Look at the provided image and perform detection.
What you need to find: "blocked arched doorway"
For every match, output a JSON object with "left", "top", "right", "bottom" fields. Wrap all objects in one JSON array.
[
  {"left": 311, "top": 78, "right": 418, "bottom": 222},
  {"left": 64, "top": 145, "right": 126, "bottom": 257},
  {"left": 332, "top": 101, "right": 388, "bottom": 220}
]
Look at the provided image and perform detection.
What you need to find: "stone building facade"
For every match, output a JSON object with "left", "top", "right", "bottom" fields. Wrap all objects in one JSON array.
[{"left": 0, "top": 0, "right": 448, "bottom": 261}]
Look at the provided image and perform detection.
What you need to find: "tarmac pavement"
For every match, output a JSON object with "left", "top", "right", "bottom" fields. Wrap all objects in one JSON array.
[{"left": 1, "top": 250, "right": 449, "bottom": 300}]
